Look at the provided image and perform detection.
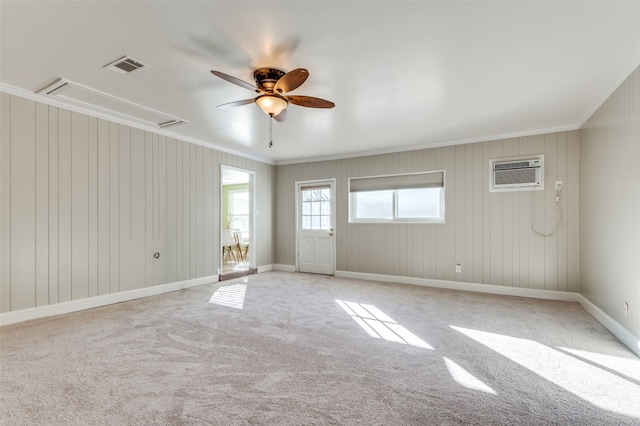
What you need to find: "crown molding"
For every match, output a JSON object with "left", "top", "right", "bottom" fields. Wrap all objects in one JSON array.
[
  {"left": 0, "top": 83, "right": 275, "bottom": 166},
  {"left": 275, "top": 125, "right": 580, "bottom": 166}
]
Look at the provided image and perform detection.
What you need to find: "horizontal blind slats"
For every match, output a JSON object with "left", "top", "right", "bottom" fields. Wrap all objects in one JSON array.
[
  {"left": 300, "top": 184, "right": 330, "bottom": 191},
  {"left": 350, "top": 171, "right": 444, "bottom": 192}
]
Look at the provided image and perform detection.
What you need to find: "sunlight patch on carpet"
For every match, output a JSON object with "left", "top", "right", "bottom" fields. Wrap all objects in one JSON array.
[
  {"left": 336, "top": 300, "right": 433, "bottom": 349},
  {"left": 209, "top": 284, "right": 246, "bottom": 309},
  {"left": 451, "top": 326, "right": 640, "bottom": 418},
  {"left": 557, "top": 347, "right": 640, "bottom": 382},
  {"left": 443, "top": 357, "right": 497, "bottom": 395}
]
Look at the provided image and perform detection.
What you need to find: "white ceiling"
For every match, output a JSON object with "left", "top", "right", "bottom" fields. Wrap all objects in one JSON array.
[{"left": 1, "top": 1, "right": 639, "bottom": 165}]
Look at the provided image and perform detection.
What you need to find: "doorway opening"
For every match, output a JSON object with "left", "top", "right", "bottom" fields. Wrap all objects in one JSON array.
[{"left": 221, "top": 166, "right": 256, "bottom": 280}]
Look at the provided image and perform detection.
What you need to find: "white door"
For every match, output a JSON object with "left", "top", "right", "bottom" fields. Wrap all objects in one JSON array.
[{"left": 297, "top": 180, "right": 335, "bottom": 275}]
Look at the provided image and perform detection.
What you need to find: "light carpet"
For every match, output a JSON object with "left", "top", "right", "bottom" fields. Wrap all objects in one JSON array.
[{"left": 1, "top": 271, "right": 639, "bottom": 425}]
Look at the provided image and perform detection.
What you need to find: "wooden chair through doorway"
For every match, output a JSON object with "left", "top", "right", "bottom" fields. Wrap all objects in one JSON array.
[
  {"left": 222, "top": 230, "right": 238, "bottom": 262},
  {"left": 231, "top": 231, "right": 249, "bottom": 262}
]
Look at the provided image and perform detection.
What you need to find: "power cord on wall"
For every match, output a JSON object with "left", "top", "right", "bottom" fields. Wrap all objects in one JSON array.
[{"left": 530, "top": 185, "right": 562, "bottom": 237}]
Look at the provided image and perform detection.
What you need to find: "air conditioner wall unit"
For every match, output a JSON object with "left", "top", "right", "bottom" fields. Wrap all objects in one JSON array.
[{"left": 489, "top": 155, "right": 544, "bottom": 192}]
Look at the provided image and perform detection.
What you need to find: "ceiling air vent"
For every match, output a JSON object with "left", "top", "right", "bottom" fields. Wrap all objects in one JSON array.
[
  {"left": 159, "top": 119, "right": 186, "bottom": 129},
  {"left": 104, "top": 55, "right": 146, "bottom": 74}
]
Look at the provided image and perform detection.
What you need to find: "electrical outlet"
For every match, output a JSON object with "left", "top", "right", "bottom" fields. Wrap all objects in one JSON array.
[
  {"left": 456, "top": 263, "right": 462, "bottom": 274},
  {"left": 555, "top": 181, "right": 563, "bottom": 192}
]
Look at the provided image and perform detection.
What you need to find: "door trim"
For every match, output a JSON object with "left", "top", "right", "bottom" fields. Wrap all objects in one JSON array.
[
  {"left": 295, "top": 178, "right": 336, "bottom": 275},
  {"left": 220, "top": 165, "right": 256, "bottom": 273}
]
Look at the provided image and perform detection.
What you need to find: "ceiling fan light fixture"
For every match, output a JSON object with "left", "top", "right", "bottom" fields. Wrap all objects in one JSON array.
[{"left": 255, "top": 95, "right": 288, "bottom": 117}]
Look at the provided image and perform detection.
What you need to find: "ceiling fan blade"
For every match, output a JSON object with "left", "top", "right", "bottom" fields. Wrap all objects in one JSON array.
[
  {"left": 216, "top": 98, "right": 255, "bottom": 109},
  {"left": 210, "top": 70, "right": 258, "bottom": 92},
  {"left": 274, "top": 68, "right": 309, "bottom": 94},
  {"left": 273, "top": 108, "right": 288, "bottom": 122},
  {"left": 286, "top": 95, "right": 335, "bottom": 108}
]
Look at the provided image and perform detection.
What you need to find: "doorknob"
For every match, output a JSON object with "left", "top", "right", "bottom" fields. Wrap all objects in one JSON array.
[{"left": 329, "top": 232, "right": 333, "bottom": 236}]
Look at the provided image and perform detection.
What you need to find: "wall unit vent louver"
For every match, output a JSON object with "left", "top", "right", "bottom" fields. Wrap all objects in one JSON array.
[
  {"left": 104, "top": 55, "right": 146, "bottom": 74},
  {"left": 489, "top": 155, "right": 544, "bottom": 192},
  {"left": 36, "top": 78, "right": 188, "bottom": 129}
]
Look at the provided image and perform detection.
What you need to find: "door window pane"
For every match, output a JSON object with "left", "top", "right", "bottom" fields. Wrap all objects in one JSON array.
[
  {"left": 320, "top": 201, "right": 330, "bottom": 215},
  {"left": 312, "top": 216, "right": 321, "bottom": 229},
  {"left": 301, "top": 187, "right": 331, "bottom": 229},
  {"left": 320, "top": 216, "right": 330, "bottom": 229}
]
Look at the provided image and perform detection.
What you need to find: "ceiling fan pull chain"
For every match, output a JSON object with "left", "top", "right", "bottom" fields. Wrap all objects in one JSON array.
[{"left": 269, "top": 116, "right": 273, "bottom": 148}]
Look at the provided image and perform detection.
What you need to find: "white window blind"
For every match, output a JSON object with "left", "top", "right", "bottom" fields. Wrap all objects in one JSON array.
[
  {"left": 349, "top": 171, "right": 444, "bottom": 192},
  {"left": 229, "top": 190, "right": 249, "bottom": 216},
  {"left": 228, "top": 190, "right": 249, "bottom": 239}
]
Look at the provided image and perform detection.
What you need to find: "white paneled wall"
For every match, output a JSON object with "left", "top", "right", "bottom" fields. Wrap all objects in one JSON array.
[
  {"left": 0, "top": 93, "right": 274, "bottom": 313},
  {"left": 580, "top": 66, "right": 640, "bottom": 339},
  {"left": 276, "top": 131, "right": 580, "bottom": 291}
]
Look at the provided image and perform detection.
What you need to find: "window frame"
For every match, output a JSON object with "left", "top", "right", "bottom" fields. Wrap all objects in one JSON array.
[{"left": 348, "top": 171, "right": 446, "bottom": 224}]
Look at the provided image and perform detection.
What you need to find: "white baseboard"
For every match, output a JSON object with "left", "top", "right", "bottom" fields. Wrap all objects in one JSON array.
[
  {"left": 335, "top": 270, "right": 579, "bottom": 302},
  {"left": 576, "top": 294, "right": 640, "bottom": 358},
  {"left": 257, "top": 264, "right": 273, "bottom": 273},
  {"left": 335, "top": 270, "right": 639, "bottom": 358},
  {"left": 0, "top": 275, "right": 219, "bottom": 327},
  {"left": 4, "top": 267, "right": 638, "bottom": 358},
  {"left": 273, "top": 264, "right": 296, "bottom": 272}
]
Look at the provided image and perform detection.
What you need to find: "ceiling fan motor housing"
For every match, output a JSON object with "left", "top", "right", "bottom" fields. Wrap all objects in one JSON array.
[
  {"left": 253, "top": 68, "right": 286, "bottom": 93},
  {"left": 211, "top": 66, "right": 334, "bottom": 116}
]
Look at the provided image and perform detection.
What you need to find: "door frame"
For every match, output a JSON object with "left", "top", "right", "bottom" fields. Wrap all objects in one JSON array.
[
  {"left": 295, "top": 178, "right": 336, "bottom": 275},
  {"left": 220, "top": 165, "right": 256, "bottom": 273}
]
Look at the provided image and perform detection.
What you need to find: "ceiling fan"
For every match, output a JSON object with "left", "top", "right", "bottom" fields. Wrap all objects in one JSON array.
[{"left": 210, "top": 67, "right": 335, "bottom": 122}]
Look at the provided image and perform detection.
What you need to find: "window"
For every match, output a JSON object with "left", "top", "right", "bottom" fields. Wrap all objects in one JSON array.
[
  {"left": 228, "top": 189, "right": 249, "bottom": 238},
  {"left": 349, "top": 171, "right": 445, "bottom": 223},
  {"left": 301, "top": 186, "right": 331, "bottom": 229}
]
